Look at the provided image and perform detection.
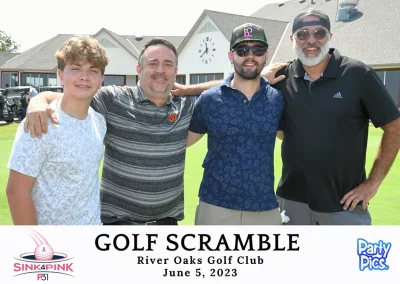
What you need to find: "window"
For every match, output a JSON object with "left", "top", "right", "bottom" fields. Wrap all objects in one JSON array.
[
  {"left": 1, "top": 72, "right": 19, "bottom": 88},
  {"left": 398, "top": 87, "right": 400, "bottom": 108},
  {"left": 385, "top": 70, "right": 400, "bottom": 106},
  {"left": 176, "top": 75, "right": 186, "bottom": 85},
  {"left": 375, "top": 69, "right": 400, "bottom": 106},
  {"left": 103, "top": 75, "right": 125, "bottom": 86},
  {"left": 190, "top": 73, "right": 223, "bottom": 84},
  {"left": 48, "top": 74, "right": 57, "bottom": 86},
  {"left": 21, "top": 73, "right": 60, "bottom": 87}
]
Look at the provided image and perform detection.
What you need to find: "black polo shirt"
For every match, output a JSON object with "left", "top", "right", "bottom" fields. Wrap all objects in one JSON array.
[{"left": 273, "top": 48, "right": 400, "bottom": 212}]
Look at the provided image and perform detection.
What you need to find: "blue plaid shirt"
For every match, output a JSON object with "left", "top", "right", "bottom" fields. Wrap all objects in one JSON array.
[{"left": 189, "top": 73, "right": 284, "bottom": 211}]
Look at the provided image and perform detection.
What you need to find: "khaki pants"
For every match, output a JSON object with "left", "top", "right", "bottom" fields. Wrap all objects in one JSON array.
[
  {"left": 195, "top": 201, "right": 281, "bottom": 225},
  {"left": 277, "top": 197, "right": 372, "bottom": 225}
]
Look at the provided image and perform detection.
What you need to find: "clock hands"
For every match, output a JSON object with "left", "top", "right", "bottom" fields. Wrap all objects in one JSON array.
[
  {"left": 199, "top": 49, "right": 207, "bottom": 58},
  {"left": 199, "top": 41, "right": 209, "bottom": 58},
  {"left": 199, "top": 38, "right": 213, "bottom": 62},
  {"left": 203, "top": 39, "right": 209, "bottom": 53}
]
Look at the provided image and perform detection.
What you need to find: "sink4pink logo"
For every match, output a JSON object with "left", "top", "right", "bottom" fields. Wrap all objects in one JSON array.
[{"left": 13, "top": 229, "right": 74, "bottom": 280}]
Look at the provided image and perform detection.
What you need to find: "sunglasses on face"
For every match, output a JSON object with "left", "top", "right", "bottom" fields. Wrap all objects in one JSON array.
[
  {"left": 233, "top": 45, "right": 268, "bottom": 57},
  {"left": 294, "top": 28, "right": 328, "bottom": 41}
]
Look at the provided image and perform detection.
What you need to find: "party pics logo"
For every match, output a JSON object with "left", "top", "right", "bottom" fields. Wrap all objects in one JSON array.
[
  {"left": 13, "top": 229, "right": 74, "bottom": 280},
  {"left": 357, "top": 238, "right": 391, "bottom": 271}
]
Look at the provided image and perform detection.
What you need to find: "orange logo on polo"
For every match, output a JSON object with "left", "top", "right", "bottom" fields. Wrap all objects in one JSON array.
[{"left": 169, "top": 114, "right": 178, "bottom": 122}]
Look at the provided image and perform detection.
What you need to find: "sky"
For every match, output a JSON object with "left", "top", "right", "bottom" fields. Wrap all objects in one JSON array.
[{"left": 1, "top": 0, "right": 285, "bottom": 52}]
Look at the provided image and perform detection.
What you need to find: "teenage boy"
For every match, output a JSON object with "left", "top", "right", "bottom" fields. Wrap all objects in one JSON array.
[{"left": 6, "top": 36, "right": 109, "bottom": 225}]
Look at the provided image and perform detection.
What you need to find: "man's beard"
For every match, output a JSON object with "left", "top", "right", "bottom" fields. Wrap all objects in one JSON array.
[
  {"left": 139, "top": 76, "right": 173, "bottom": 97},
  {"left": 149, "top": 85, "right": 171, "bottom": 96},
  {"left": 293, "top": 39, "right": 330, "bottom": 67},
  {"left": 234, "top": 59, "right": 264, "bottom": 80}
]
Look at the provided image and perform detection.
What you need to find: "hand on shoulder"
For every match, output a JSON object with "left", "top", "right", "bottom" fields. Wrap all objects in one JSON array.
[
  {"left": 23, "top": 93, "right": 59, "bottom": 138},
  {"left": 262, "top": 62, "right": 289, "bottom": 85},
  {"left": 171, "top": 82, "right": 189, "bottom": 97}
]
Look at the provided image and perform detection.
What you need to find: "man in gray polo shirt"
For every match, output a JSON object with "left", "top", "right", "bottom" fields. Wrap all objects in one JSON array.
[{"left": 25, "top": 38, "right": 197, "bottom": 225}]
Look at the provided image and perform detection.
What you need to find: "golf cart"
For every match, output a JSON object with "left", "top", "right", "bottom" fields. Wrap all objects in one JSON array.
[
  {"left": 3, "top": 86, "right": 31, "bottom": 122},
  {"left": 0, "top": 88, "right": 14, "bottom": 122},
  {"left": 39, "top": 86, "right": 64, "bottom": 93}
]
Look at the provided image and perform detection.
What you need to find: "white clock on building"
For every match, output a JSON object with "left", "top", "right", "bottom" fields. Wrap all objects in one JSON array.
[{"left": 198, "top": 36, "right": 216, "bottom": 64}]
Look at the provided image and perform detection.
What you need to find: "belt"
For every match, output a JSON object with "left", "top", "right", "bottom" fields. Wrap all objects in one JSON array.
[
  {"left": 143, "top": 217, "right": 177, "bottom": 226},
  {"left": 105, "top": 217, "right": 177, "bottom": 226}
]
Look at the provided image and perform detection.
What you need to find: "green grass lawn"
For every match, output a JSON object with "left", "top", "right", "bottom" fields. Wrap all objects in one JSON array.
[
  {"left": 0, "top": 122, "right": 399, "bottom": 225},
  {"left": 0, "top": 122, "right": 19, "bottom": 225}
]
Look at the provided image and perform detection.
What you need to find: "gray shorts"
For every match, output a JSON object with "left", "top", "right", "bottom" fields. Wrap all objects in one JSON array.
[
  {"left": 277, "top": 197, "right": 371, "bottom": 225},
  {"left": 195, "top": 201, "right": 281, "bottom": 225}
]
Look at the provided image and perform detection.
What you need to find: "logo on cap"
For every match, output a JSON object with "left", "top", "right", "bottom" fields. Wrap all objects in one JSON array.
[
  {"left": 230, "top": 23, "right": 268, "bottom": 49},
  {"left": 244, "top": 27, "right": 253, "bottom": 38}
]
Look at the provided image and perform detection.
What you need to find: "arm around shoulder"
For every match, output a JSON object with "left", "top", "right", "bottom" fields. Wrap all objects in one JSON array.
[
  {"left": 261, "top": 62, "right": 288, "bottom": 85},
  {"left": 172, "top": 80, "right": 221, "bottom": 96},
  {"left": 33, "top": 91, "right": 63, "bottom": 104},
  {"left": 24, "top": 91, "right": 63, "bottom": 137}
]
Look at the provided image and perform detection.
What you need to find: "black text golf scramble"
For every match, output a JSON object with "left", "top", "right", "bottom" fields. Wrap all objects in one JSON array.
[{"left": 94, "top": 233, "right": 300, "bottom": 278}]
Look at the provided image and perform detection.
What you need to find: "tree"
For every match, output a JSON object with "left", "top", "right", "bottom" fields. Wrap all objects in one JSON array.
[{"left": 0, "top": 30, "right": 20, "bottom": 52}]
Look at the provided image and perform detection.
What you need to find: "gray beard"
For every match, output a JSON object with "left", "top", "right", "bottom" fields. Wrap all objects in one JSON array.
[
  {"left": 293, "top": 40, "right": 330, "bottom": 67},
  {"left": 149, "top": 86, "right": 170, "bottom": 96}
]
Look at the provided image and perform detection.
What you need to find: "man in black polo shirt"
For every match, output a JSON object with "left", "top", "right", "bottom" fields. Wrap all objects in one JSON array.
[{"left": 266, "top": 9, "right": 400, "bottom": 225}]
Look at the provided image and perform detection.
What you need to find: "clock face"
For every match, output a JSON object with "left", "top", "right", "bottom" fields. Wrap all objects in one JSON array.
[{"left": 198, "top": 36, "right": 216, "bottom": 64}]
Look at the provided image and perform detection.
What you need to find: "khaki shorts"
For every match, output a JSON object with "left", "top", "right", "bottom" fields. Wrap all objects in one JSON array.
[{"left": 195, "top": 201, "right": 281, "bottom": 225}]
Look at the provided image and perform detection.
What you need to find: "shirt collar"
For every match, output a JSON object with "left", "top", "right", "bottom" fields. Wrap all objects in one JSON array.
[
  {"left": 221, "top": 73, "right": 235, "bottom": 88},
  {"left": 294, "top": 48, "right": 341, "bottom": 79}
]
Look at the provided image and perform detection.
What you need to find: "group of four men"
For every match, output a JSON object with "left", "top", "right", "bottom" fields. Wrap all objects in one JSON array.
[{"left": 6, "top": 9, "right": 400, "bottom": 225}]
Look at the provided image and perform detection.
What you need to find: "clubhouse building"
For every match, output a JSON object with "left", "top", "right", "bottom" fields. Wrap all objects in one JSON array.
[{"left": 1, "top": 0, "right": 399, "bottom": 105}]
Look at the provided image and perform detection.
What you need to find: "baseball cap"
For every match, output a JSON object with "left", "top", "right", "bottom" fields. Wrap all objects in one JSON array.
[
  {"left": 230, "top": 23, "right": 268, "bottom": 49},
  {"left": 292, "top": 9, "right": 331, "bottom": 33}
]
